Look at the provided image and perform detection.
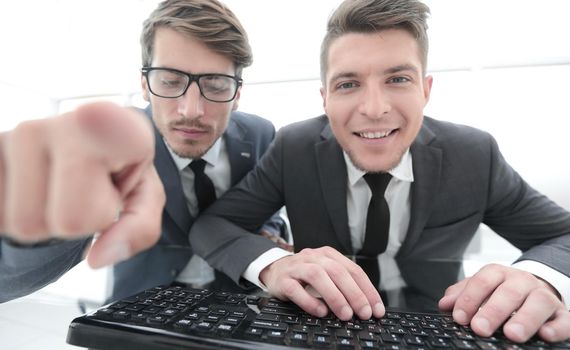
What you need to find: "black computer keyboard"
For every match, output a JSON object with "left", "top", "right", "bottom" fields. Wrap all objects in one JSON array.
[{"left": 67, "top": 283, "right": 570, "bottom": 350}]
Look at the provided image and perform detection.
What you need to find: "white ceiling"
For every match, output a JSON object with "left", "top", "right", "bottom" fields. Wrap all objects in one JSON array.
[
  {"left": 1, "top": 0, "right": 570, "bottom": 101},
  {"left": 0, "top": 0, "right": 340, "bottom": 101}
]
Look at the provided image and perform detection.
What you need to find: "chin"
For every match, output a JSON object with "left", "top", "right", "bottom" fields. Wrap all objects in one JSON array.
[{"left": 348, "top": 151, "right": 400, "bottom": 173}]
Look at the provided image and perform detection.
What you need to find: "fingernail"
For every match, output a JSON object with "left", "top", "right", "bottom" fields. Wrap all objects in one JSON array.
[
  {"left": 453, "top": 309, "right": 468, "bottom": 324},
  {"left": 374, "top": 303, "right": 385, "bottom": 317},
  {"left": 358, "top": 305, "right": 372, "bottom": 319},
  {"left": 543, "top": 326, "right": 556, "bottom": 339},
  {"left": 506, "top": 323, "right": 526, "bottom": 340},
  {"left": 473, "top": 317, "right": 491, "bottom": 335},
  {"left": 91, "top": 242, "right": 130, "bottom": 268},
  {"left": 340, "top": 305, "right": 353, "bottom": 320},
  {"left": 316, "top": 305, "right": 328, "bottom": 317}
]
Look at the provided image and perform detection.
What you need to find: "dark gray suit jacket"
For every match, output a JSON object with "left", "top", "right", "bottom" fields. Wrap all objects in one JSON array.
[
  {"left": 0, "top": 109, "right": 281, "bottom": 303},
  {"left": 190, "top": 115, "right": 570, "bottom": 285}
]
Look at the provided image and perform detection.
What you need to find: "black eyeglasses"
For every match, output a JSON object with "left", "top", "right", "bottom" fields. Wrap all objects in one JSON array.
[{"left": 141, "top": 67, "right": 242, "bottom": 103}]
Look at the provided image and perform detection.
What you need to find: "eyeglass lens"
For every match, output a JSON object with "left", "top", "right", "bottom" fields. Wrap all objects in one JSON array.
[{"left": 147, "top": 69, "right": 238, "bottom": 102}]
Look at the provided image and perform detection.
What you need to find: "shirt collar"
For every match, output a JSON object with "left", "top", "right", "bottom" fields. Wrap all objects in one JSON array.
[
  {"left": 165, "top": 137, "right": 224, "bottom": 171},
  {"left": 344, "top": 148, "right": 414, "bottom": 186}
]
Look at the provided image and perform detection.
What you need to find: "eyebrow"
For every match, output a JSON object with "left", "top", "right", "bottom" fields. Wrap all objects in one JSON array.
[
  {"left": 328, "top": 72, "right": 358, "bottom": 86},
  {"left": 384, "top": 64, "right": 420, "bottom": 75},
  {"left": 328, "top": 63, "right": 421, "bottom": 85}
]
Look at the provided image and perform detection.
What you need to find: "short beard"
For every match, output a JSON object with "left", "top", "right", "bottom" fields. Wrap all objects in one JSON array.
[
  {"left": 345, "top": 147, "right": 404, "bottom": 174},
  {"left": 158, "top": 118, "right": 215, "bottom": 160},
  {"left": 168, "top": 138, "right": 212, "bottom": 160}
]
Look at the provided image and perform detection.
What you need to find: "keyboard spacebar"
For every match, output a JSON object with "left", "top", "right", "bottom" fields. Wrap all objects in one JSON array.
[{"left": 251, "top": 320, "right": 288, "bottom": 331}]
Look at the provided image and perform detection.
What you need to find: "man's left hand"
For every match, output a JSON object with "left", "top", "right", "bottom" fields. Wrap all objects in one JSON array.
[{"left": 439, "top": 263, "right": 570, "bottom": 343}]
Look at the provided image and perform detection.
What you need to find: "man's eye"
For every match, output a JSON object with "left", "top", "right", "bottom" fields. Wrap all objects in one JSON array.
[
  {"left": 161, "top": 79, "right": 182, "bottom": 87},
  {"left": 389, "top": 76, "right": 410, "bottom": 84},
  {"left": 338, "top": 82, "right": 357, "bottom": 90},
  {"left": 202, "top": 79, "right": 231, "bottom": 94}
]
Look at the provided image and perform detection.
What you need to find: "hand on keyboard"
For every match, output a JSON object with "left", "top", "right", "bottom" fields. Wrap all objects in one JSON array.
[
  {"left": 259, "top": 246, "right": 385, "bottom": 321},
  {"left": 439, "top": 263, "right": 570, "bottom": 343}
]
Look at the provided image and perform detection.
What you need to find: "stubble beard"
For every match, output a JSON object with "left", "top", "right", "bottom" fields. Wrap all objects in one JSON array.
[
  {"left": 159, "top": 119, "right": 216, "bottom": 160},
  {"left": 345, "top": 147, "right": 405, "bottom": 174}
]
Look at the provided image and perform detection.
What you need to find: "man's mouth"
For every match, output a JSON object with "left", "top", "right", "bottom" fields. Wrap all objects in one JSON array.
[
  {"left": 356, "top": 129, "right": 395, "bottom": 139},
  {"left": 175, "top": 127, "right": 207, "bottom": 133}
]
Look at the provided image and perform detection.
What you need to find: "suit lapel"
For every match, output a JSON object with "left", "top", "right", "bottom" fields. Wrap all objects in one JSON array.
[
  {"left": 315, "top": 124, "right": 353, "bottom": 254},
  {"left": 147, "top": 108, "right": 193, "bottom": 234},
  {"left": 224, "top": 118, "right": 255, "bottom": 185},
  {"left": 397, "top": 123, "right": 442, "bottom": 258}
]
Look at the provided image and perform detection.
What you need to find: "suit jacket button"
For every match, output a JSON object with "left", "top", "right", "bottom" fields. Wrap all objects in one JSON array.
[{"left": 171, "top": 269, "right": 179, "bottom": 277}]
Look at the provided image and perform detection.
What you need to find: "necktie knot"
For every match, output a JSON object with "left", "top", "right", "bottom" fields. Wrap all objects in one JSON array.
[
  {"left": 188, "top": 159, "right": 216, "bottom": 213},
  {"left": 189, "top": 158, "right": 207, "bottom": 174},
  {"left": 363, "top": 172, "right": 392, "bottom": 197}
]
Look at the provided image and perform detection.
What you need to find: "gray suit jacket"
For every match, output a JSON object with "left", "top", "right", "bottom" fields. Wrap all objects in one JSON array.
[
  {"left": 190, "top": 115, "right": 570, "bottom": 285},
  {"left": 0, "top": 109, "right": 281, "bottom": 303}
]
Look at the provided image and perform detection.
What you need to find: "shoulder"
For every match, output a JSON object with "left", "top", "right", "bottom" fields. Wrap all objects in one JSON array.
[
  {"left": 420, "top": 116, "right": 495, "bottom": 148},
  {"left": 230, "top": 110, "right": 275, "bottom": 133},
  {"left": 278, "top": 115, "right": 329, "bottom": 139},
  {"left": 416, "top": 117, "right": 502, "bottom": 168}
]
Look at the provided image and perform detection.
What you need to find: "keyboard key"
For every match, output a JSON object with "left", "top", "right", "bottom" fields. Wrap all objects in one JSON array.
[
  {"left": 312, "top": 335, "right": 331, "bottom": 346},
  {"left": 337, "top": 337, "right": 355, "bottom": 348},
  {"left": 173, "top": 319, "right": 192, "bottom": 330},
  {"left": 360, "top": 340, "right": 380, "bottom": 349},
  {"left": 453, "top": 339, "right": 478, "bottom": 349},
  {"left": 216, "top": 324, "right": 234, "bottom": 333},
  {"left": 267, "top": 330, "right": 285, "bottom": 339},
  {"left": 250, "top": 320, "right": 288, "bottom": 331},
  {"left": 381, "top": 333, "right": 402, "bottom": 343},
  {"left": 222, "top": 316, "right": 240, "bottom": 325},
  {"left": 191, "top": 321, "right": 214, "bottom": 332},
  {"left": 147, "top": 315, "right": 168, "bottom": 324},
  {"left": 245, "top": 327, "right": 263, "bottom": 337},
  {"left": 111, "top": 310, "right": 130, "bottom": 320},
  {"left": 289, "top": 333, "right": 307, "bottom": 342},
  {"left": 256, "top": 313, "right": 280, "bottom": 322}
]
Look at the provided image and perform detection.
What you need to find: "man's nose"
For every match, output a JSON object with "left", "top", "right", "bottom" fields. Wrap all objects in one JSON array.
[
  {"left": 177, "top": 82, "right": 205, "bottom": 118},
  {"left": 358, "top": 86, "right": 391, "bottom": 119}
]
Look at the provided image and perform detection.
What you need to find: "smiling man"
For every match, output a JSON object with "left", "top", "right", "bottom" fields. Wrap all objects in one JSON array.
[
  {"left": 190, "top": 0, "right": 570, "bottom": 343},
  {"left": 324, "top": 29, "right": 430, "bottom": 174}
]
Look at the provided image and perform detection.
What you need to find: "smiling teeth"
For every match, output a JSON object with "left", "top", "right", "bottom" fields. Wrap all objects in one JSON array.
[{"left": 359, "top": 130, "right": 392, "bottom": 139}]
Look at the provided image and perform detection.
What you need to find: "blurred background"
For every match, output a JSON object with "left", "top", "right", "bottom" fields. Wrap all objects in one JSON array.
[{"left": 1, "top": 1, "right": 570, "bottom": 348}]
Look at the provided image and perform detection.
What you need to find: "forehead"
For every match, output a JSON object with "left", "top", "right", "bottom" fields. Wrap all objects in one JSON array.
[
  {"left": 152, "top": 27, "right": 235, "bottom": 74},
  {"left": 326, "top": 29, "right": 423, "bottom": 83}
]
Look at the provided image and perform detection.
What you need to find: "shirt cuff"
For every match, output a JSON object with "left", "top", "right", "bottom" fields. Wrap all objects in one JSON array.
[
  {"left": 242, "top": 248, "right": 293, "bottom": 291},
  {"left": 512, "top": 260, "right": 570, "bottom": 309}
]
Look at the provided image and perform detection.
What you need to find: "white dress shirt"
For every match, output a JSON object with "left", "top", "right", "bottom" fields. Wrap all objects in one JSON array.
[
  {"left": 166, "top": 137, "right": 231, "bottom": 286},
  {"left": 243, "top": 148, "right": 570, "bottom": 307}
]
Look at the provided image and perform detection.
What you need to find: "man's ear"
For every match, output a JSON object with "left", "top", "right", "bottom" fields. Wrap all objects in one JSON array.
[
  {"left": 320, "top": 86, "right": 328, "bottom": 112},
  {"left": 141, "top": 75, "right": 150, "bottom": 102},
  {"left": 231, "top": 86, "right": 241, "bottom": 111},
  {"left": 423, "top": 75, "right": 433, "bottom": 105}
]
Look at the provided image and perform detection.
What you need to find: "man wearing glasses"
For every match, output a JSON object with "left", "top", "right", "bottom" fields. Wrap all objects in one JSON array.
[{"left": 0, "top": 0, "right": 285, "bottom": 303}]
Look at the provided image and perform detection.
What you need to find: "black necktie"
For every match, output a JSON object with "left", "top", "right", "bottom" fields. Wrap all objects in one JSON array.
[
  {"left": 188, "top": 159, "right": 216, "bottom": 213},
  {"left": 357, "top": 172, "right": 392, "bottom": 289}
]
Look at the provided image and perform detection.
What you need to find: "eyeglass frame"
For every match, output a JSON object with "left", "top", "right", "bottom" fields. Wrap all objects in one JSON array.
[{"left": 141, "top": 67, "right": 243, "bottom": 103}]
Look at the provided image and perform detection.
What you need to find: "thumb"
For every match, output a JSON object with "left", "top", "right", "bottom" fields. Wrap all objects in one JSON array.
[
  {"left": 45, "top": 102, "right": 155, "bottom": 236},
  {"left": 72, "top": 102, "right": 155, "bottom": 196}
]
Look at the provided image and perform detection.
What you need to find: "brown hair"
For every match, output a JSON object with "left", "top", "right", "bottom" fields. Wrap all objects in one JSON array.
[
  {"left": 141, "top": 0, "right": 252, "bottom": 77},
  {"left": 320, "top": 0, "right": 430, "bottom": 83}
]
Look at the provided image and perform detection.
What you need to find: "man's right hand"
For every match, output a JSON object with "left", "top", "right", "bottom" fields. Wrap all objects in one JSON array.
[
  {"left": 259, "top": 246, "right": 385, "bottom": 321},
  {"left": 0, "top": 102, "right": 165, "bottom": 268}
]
